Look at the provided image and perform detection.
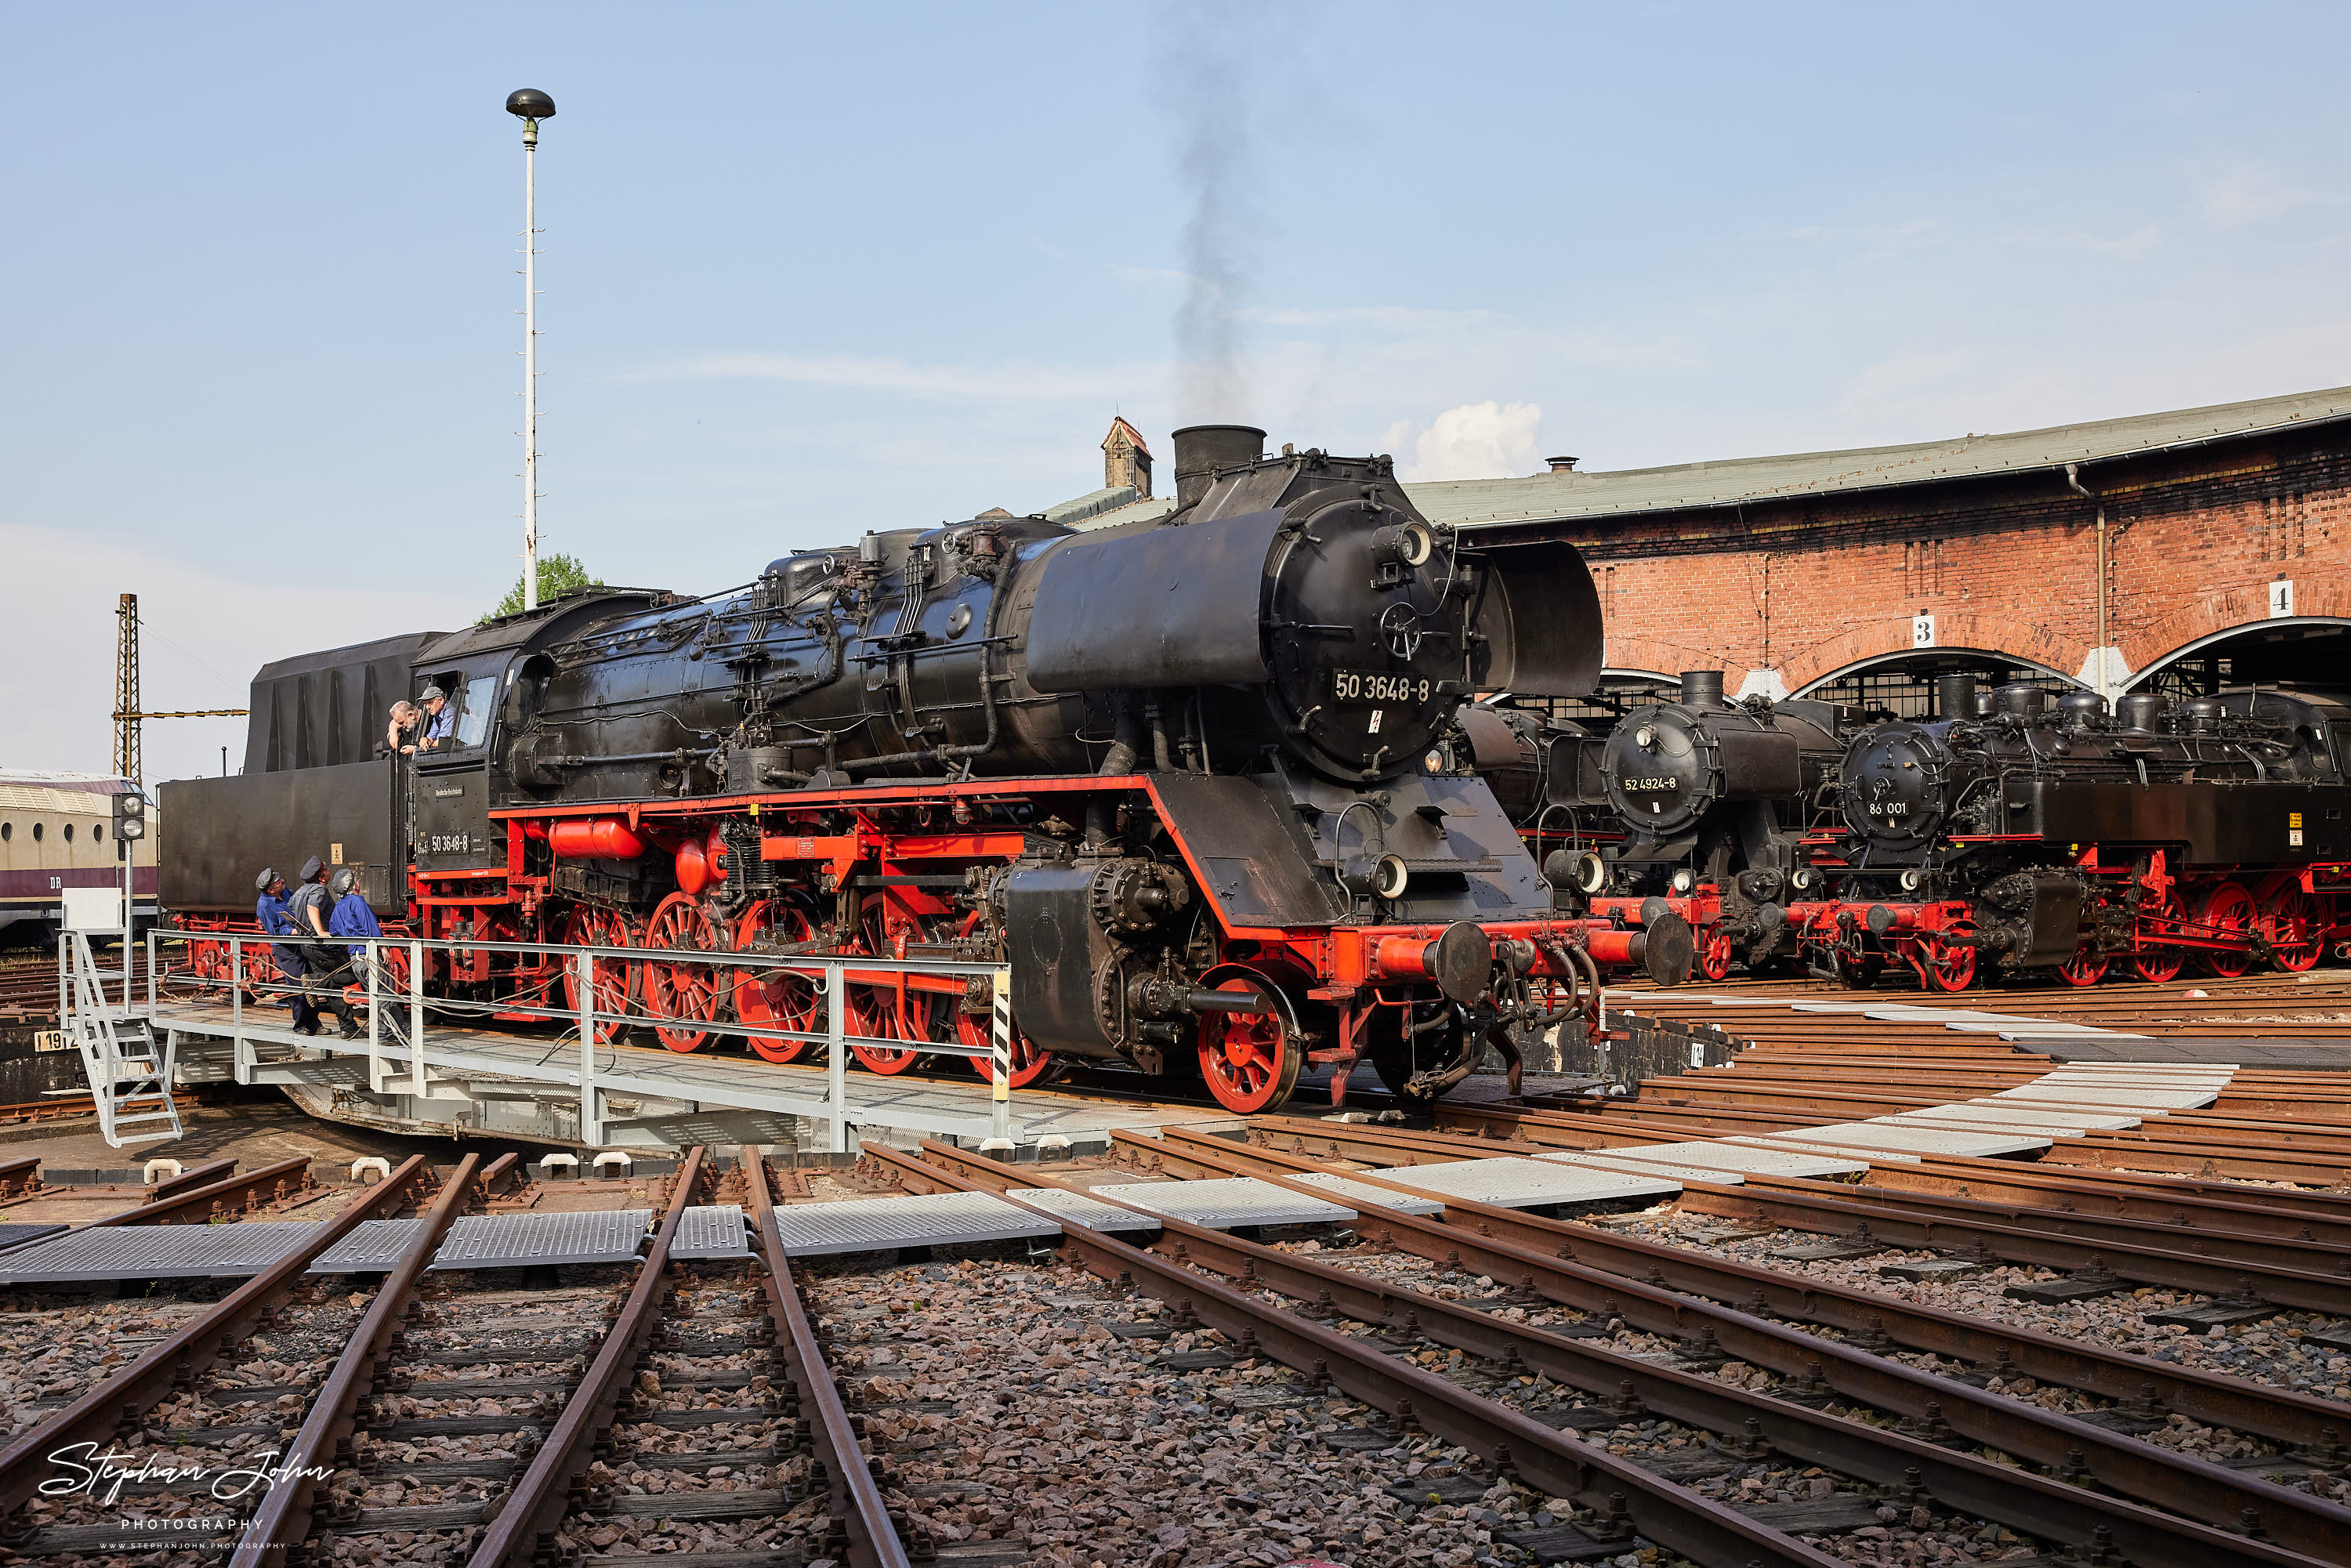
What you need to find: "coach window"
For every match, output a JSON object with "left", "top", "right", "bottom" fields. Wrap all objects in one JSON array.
[
  {"left": 93, "top": 824, "right": 104, "bottom": 842},
  {"left": 0, "top": 822, "right": 10, "bottom": 841},
  {"left": 30, "top": 824, "right": 41, "bottom": 842},
  {"left": 61, "top": 824, "right": 72, "bottom": 843}
]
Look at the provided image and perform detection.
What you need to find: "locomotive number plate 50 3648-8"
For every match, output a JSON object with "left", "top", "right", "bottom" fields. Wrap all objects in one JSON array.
[{"left": 1331, "top": 669, "right": 1432, "bottom": 704}]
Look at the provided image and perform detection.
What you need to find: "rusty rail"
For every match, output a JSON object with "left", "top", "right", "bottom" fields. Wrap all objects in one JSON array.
[
  {"left": 1188, "top": 1123, "right": 2350, "bottom": 1445},
  {"left": 230, "top": 1153, "right": 480, "bottom": 1568},
  {"left": 1128, "top": 1125, "right": 2351, "bottom": 1555},
  {"left": 891, "top": 1140, "right": 2323, "bottom": 1568},
  {"left": 858, "top": 1144, "right": 1846, "bottom": 1568},
  {"left": 0, "top": 1153, "right": 437, "bottom": 1515},
  {"left": 474, "top": 1151, "right": 523, "bottom": 1201},
  {"left": 145, "top": 1157, "right": 240, "bottom": 1204},
  {"left": 85, "top": 1154, "right": 317, "bottom": 1229},
  {"left": 1665, "top": 1174, "right": 2351, "bottom": 1311},
  {"left": 742, "top": 1152, "right": 912, "bottom": 1568},
  {"left": 463, "top": 1146, "right": 708, "bottom": 1568}
]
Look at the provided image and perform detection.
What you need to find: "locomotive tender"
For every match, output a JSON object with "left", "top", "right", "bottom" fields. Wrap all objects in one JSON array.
[{"left": 164, "top": 427, "right": 1626, "bottom": 1113}]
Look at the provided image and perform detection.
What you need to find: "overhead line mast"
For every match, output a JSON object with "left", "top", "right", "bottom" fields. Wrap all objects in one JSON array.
[
  {"left": 506, "top": 89, "right": 556, "bottom": 612},
  {"left": 110, "top": 592, "right": 248, "bottom": 786}
]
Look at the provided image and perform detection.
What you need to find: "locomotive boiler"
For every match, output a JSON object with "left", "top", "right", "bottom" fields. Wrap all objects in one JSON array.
[
  {"left": 1799, "top": 673, "right": 2351, "bottom": 988},
  {"left": 165, "top": 426, "right": 1616, "bottom": 1113}
]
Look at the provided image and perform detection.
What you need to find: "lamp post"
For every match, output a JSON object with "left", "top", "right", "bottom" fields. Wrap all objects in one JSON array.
[{"left": 505, "top": 89, "right": 556, "bottom": 611}]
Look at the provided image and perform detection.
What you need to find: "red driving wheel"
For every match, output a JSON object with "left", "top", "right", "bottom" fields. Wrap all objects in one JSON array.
[
  {"left": 733, "top": 899, "right": 820, "bottom": 1064},
  {"left": 2054, "top": 942, "right": 2108, "bottom": 987},
  {"left": 1196, "top": 976, "right": 1302, "bottom": 1115},
  {"left": 2260, "top": 882, "right": 2325, "bottom": 972},
  {"left": 848, "top": 907, "right": 931, "bottom": 1075},
  {"left": 562, "top": 905, "right": 637, "bottom": 1044},
  {"left": 2194, "top": 882, "right": 2257, "bottom": 979},
  {"left": 2130, "top": 893, "right": 2186, "bottom": 983},
  {"left": 643, "top": 893, "right": 725, "bottom": 1052}
]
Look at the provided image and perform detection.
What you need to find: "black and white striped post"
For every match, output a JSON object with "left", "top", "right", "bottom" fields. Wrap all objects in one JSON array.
[{"left": 987, "top": 961, "right": 1013, "bottom": 1150}]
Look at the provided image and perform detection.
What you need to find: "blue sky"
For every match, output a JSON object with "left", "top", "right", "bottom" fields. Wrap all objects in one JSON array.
[{"left": 9, "top": 2, "right": 2351, "bottom": 781}]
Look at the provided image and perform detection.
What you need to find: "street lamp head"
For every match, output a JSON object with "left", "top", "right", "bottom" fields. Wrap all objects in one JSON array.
[{"left": 505, "top": 88, "right": 556, "bottom": 121}]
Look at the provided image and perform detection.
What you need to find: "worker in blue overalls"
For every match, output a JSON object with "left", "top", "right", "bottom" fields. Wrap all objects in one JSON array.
[
  {"left": 326, "top": 867, "right": 384, "bottom": 1035},
  {"left": 253, "top": 867, "right": 316, "bottom": 1034}
]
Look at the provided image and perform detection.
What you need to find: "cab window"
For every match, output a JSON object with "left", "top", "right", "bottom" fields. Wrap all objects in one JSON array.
[{"left": 452, "top": 675, "right": 499, "bottom": 749}]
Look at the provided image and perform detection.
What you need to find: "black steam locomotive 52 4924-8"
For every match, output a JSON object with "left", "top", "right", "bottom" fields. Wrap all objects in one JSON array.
[
  {"left": 164, "top": 426, "right": 1654, "bottom": 1113},
  {"left": 1791, "top": 674, "right": 2351, "bottom": 989}
]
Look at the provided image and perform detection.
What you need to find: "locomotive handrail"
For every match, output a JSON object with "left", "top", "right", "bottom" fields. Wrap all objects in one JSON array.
[{"left": 122, "top": 926, "right": 1022, "bottom": 1157}]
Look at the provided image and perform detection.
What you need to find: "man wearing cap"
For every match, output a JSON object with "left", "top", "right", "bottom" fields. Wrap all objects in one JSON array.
[
  {"left": 417, "top": 686, "right": 455, "bottom": 751},
  {"left": 324, "top": 867, "right": 386, "bottom": 1034},
  {"left": 253, "top": 867, "right": 316, "bottom": 1033},
  {"left": 285, "top": 857, "right": 360, "bottom": 1038}
]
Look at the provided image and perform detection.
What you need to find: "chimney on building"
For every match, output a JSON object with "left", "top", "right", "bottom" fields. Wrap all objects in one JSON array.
[
  {"left": 1546, "top": 455, "right": 1579, "bottom": 473},
  {"left": 1103, "top": 417, "right": 1154, "bottom": 500}
]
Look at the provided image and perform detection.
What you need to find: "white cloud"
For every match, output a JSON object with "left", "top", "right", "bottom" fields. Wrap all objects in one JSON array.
[
  {"left": 0, "top": 525, "right": 474, "bottom": 788},
  {"left": 2192, "top": 158, "right": 2333, "bottom": 226},
  {"left": 1394, "top": 401, "right": 1545, "bottom": 481}
]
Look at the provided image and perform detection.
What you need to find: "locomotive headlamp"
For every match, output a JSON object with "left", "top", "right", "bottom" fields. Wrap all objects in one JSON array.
[
  {"left": 1670, "top": 867, "right": 1695, "bottom": 894},
  {"left": 1372, "top": 854, "right": 1411, "bottom": 899},
  {"left": 1635, "top": 725, "right": 1657, "bottom": 748},
  {"left": 1899, "top": 870, "right": 1924, "bottom": 891},
  {"left": 1371, "top": 521, "right": 1436, "bottom": 568},
  {"left": 1422, "top": 747, "right": 1447, "bottom": 774},
  {"left": 1788, "top": 865, "right": 1817, "bottom": 893},
  {"left": 1574, "top": 850, "right": 1608, "bottom": 894}
]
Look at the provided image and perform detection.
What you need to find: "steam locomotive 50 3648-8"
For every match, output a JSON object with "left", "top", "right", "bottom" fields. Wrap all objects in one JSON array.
[{"left": 163, "top": 426, "right": 1646, "bottom": 1112}]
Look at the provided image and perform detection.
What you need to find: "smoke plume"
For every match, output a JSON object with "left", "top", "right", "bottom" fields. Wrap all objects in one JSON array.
[{"left": 1165, "top": 2, "right": 1259, "bottom": 422}]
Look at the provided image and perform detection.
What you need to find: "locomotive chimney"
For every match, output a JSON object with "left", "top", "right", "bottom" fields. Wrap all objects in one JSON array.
[
  {"left": 1172, "top": 424, "right": 1266, "bottom": 509},
  {"left": 1935, "top": 673, "right": 1977, "bottom": 720},
  {"left": 1678, "top": 670, "right": 1725, "bottom": 708}
]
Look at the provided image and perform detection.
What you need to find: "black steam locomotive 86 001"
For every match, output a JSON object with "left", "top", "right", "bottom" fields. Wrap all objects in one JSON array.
[{"left": 165, "top": 426, "right": 1633, "bottom": 1112}]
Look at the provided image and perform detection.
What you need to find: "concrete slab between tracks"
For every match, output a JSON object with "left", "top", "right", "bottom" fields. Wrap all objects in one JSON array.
[
  {"left": 2018, "top": 1036, "right": 2351, "bottom": 1070},
  {"left": 1342, "top": 1156, "right": 1682, "bottom": 1211},
  {"left": 146, "top": 1001, "right": 1241, "bottom": 1153},
  {"left": 1541, "top": 1141, "right": 1870, "bottom": 1182}
]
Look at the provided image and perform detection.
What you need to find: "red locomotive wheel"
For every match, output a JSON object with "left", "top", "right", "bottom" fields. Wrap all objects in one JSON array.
[
  {"left": 2261, "top": 883, "right": 2325, "bottom": 972},
  {"left": 733, "top": 900, "right": 820, "bottom": 1064},
  {"left": 1196, "top": 977, "right": 1302, "bottom": 1114},
  {"left": 1695, "top": 924, "right": 1734, "bottom": 983},
  {"left": 844, "top": 899, "right": 927, "bottom": 1074},
  {"left": 643, "top": 894, "right": 726, "bottom": 1052},
  {"left": 561, "top": 905, "right": 636, "bottom": 1045},
  {"left": 2129, "top": 895, "right": 2187, "bottom": 983},
  {"left": 2053, "top": 943, "right": 2107, "bottom": 987},
  {"left": 2194, "top": 882, "right": 2257, "bottom": 979},
  {"left": 187, "top": 939, "right": 233, "bottom": 992},
  {"left": 1918, "top": 922, "right": 1976, "bottom": 993},
  {"left": 959, "top": 1009, "right": 1062, "bottom": 1088}
]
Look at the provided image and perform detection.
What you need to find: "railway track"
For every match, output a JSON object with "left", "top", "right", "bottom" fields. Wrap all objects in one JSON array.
[{"left": 863, "top": 1138, "right": 2345, "bottom": 1567}]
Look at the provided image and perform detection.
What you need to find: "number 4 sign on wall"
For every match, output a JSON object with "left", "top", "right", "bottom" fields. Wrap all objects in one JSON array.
[{"left": 2269, "top": 579, "right": 2295, "bottom": 618}]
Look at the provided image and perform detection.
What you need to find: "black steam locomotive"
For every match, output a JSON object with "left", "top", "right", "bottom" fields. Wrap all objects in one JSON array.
[
  {"left": 1795, "top": 674, "right": 2351, "bottom": 988},
  {"left": 165, "top": 426, "right": 1617, "bottom": 1113}
]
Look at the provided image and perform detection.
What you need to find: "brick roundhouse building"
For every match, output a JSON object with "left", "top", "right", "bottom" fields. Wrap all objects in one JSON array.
[
  {"left": 1406, "top": 385, "right": 2351, "bottom": 715},
  {"left": 1047, "top": 389, "right": 2346, "bottom": 717}
]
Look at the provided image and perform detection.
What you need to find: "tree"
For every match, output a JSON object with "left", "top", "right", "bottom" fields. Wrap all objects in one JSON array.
[{"left": 483, "top": 553, "right": 603, "bottom": 623}]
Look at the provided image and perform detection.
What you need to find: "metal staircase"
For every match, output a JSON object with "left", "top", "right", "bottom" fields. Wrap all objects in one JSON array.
[{"left": 64, "top": 930, "right": 181, "bottom": 1148}]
